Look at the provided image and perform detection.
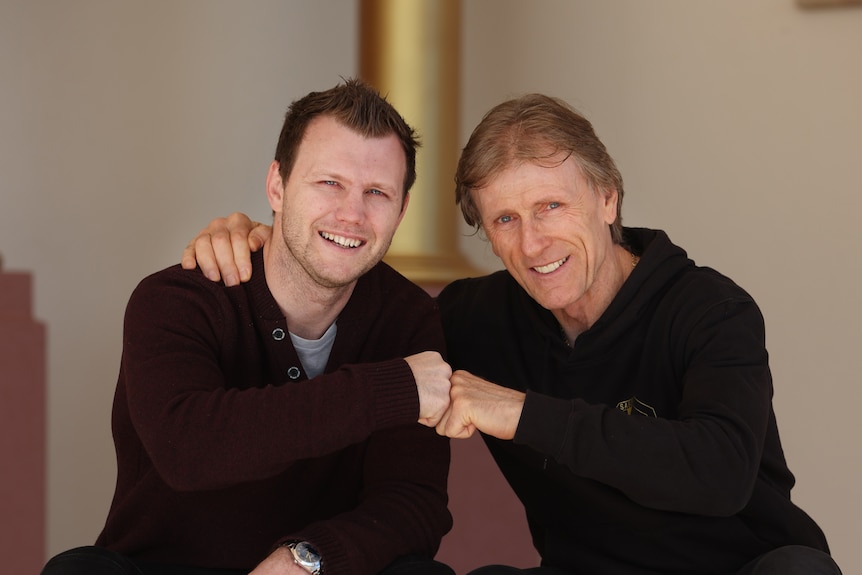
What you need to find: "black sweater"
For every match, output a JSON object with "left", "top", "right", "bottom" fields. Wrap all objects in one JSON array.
[
  {"left": 97, "top": 251, "right": 452, "bottom": 575},
  {"left": 438, "top": 227, "right": 828, "bottom": 575}
]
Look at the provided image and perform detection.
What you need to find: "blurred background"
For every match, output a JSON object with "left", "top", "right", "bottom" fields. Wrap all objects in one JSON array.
[{"left": 1, "top": 1, "right": 859, "bottom": 573}]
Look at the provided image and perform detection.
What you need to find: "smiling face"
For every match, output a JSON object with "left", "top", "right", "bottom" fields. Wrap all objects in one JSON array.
[
  {"left": 475, "top": 154, "right": 621, "bottom": 320},
  {"left": 266, "top": 115, "right": 408, "bottom": 290}
]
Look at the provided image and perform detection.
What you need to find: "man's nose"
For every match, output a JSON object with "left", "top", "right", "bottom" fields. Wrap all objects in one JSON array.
[
  {"left": 336, "top": 190, "right": 365, "bottom": 222},
  {"left": 519, "top": 219, "right": 548, "bottom": 257}
]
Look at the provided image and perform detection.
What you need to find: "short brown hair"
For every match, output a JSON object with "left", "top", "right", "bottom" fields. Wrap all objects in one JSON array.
[
  {"left": 455, "top": 94, "right": 625, "bottom": 244},
  {"left": 274, "top": 78, "right": 420, "bottom": 201}
]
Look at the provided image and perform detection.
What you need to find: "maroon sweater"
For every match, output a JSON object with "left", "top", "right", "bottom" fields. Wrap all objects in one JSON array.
[{"left": 96, "top": 251, "right": 452, "bottom": 575}]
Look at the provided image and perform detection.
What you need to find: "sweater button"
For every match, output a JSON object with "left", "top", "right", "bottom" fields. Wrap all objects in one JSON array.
[
  {"left": 272, "top": 328, "right": 286, "bottom": 341},
  {"left": 287, "top": 366, "right": 301, "bottom": 380}
]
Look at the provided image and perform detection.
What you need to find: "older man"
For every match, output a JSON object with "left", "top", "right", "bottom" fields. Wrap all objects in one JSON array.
[{"left": 184, "top": 94, "right": 840, "bottom": 575}]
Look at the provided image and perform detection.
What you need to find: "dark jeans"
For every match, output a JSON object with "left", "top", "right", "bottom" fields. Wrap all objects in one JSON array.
[
  {"left": 735, "top": 545, "right": 842, "bottom": 575},
  {"left": 466, "top": 567, "right": 568, "bottom": 575},
  {"left": 40, "top": 547, "right": 244, "bottom": 575},
  {"left": 42, "top": 546, "right": 455, "bottom": 575},
  {"left": 466, "top": 545, "right": 842, "bottom": 575}
]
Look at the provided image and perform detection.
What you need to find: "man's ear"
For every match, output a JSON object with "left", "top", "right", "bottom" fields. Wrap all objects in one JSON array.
[
  {"left": 600, "top": 187, "right": 619, "bottom": 226},
  {"left": 265, "top": 161, "right": 284, "bottom": 212}
]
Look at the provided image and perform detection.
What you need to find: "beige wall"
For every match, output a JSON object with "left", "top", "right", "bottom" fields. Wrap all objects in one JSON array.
[{"left": 1, "top": 0, "right": 859, "bottom": 572}]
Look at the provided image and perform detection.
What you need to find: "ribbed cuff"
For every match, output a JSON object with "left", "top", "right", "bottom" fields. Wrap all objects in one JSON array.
[{"left": 364, "top": 358, "right": 420, "bottom": 429}]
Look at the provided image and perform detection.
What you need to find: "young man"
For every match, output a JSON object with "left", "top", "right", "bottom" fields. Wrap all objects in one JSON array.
[
  {"left": 42, "top": 80, "right": 454, "bottom": 575},
  {"left": 184, "top": 94, "right": 841, "bottom": 575}
]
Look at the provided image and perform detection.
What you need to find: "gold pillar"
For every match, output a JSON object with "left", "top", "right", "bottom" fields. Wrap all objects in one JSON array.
[{"left": 360, "top": 0, "right": 479, "bottom": 288}]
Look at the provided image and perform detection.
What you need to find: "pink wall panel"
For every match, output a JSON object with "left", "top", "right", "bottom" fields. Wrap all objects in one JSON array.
[
  {"left": 0, "top": 271, "right": 47, "bottom": 574},
  {"left": 437, "top": 434, "right": 539, "bottom": 573}
]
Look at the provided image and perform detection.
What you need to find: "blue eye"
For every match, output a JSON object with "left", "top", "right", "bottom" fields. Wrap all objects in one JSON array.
[
  {"left": 548, "top": 202, "right": 560, "bottom": 209},
  {"left": 499, "top": 215, "right": 512, "bottom": 224},
  {"left": 368, "top": 189, "right": 383, "bottom": 195}
]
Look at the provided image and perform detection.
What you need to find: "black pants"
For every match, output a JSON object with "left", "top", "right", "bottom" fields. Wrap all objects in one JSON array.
[
  {"left": 41, "top": 546, "right": 455, "bottom": 575},
  {"left": 465, "top": 545, "right": 842, "bottom": 575}
]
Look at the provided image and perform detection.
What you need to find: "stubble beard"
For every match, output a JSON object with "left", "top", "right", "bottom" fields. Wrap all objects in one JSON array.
[{"left": 280, "top": 224, "right": 392, "bottom": 291}]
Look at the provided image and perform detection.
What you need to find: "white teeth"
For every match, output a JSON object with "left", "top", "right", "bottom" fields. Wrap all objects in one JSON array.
[
  {"left": 533, "top": 257, "right": 567, "bottom": 274},
  {"left": 321, "top": 232, "right": 363, "bottom": 248}
]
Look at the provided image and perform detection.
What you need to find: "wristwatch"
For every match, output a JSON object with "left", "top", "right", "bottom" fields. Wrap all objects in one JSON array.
[{"left": 287, "top": 541, "right": 322, "bottom": 575}]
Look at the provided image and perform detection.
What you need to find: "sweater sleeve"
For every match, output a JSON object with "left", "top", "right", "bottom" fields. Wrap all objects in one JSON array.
[
  {"left": 514, "top": 296, "right": 772, "bottom": 517},
  {"left": 281, "top": 422, "right": 452, "bottom": 575}
]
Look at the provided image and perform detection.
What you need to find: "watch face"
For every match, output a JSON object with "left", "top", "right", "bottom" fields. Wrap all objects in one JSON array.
[
  {"left": 293, "top": 542, "right": 321, "bottom": 573},
  {"left": 295, "top": 542, "right": 319, "bottom": 563}
]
